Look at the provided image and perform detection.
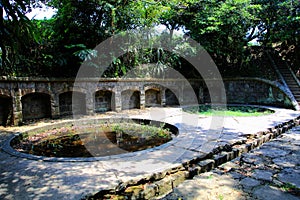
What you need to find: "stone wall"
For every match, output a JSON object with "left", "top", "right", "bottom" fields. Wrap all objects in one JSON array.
[
  {"left": 0, "top": 77, "right": 294, "bottom": 125},
  {"left": 223, "top": 79, "right": 292, "bottom": 107}
]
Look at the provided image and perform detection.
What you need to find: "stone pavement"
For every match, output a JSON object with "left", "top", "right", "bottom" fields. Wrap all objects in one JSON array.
[
  {"left": 162, "top": 125, "right": 300, "bottom": 200},
  {"left": 0, "top": 107, "right": 299, "bottom": 199}
]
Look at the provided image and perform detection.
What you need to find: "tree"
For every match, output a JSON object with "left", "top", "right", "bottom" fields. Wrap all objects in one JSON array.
[
  {"left": 171, "top": 0, "right": 261, "bottom": 69},
  {"left": 0, "top": 0, "right": 49, "bottom": 75},
  {"left": 253, "top": 0, "right": 300, "bottom": 70}
]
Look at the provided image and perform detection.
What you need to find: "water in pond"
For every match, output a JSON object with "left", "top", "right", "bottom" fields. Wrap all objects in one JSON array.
[{"left": 12, "top": 121, "right": 175, "bottom": 158}]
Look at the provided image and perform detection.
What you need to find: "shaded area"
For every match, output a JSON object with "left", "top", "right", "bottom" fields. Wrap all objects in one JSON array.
[
  {"left": 21, "top": 93, "right": 51, "bottom": 121},
  {"left": 165, "top": 89, "right": 179, "bottom": 106},
  {"left": 145, "top": 89, "right": 161, "bottom": 107},
  {"left": 121, "top": 90, "right": 140, "bottom": 110},
  {"left": 59, "top": 91, "right": 86, "bottom": 115},
  {"left": 94, "top": 90, "right": 113, "bottom": 113},
  {"left": 0, "top": 95, "right": 13, "bottom": 126}
]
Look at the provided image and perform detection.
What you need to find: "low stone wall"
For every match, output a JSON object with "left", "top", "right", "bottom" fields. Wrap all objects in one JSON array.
[{"left": 0, "top": 77, "right": 294, "bottom": 125}]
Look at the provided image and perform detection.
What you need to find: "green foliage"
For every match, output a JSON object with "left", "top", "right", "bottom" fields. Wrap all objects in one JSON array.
[
  {"left": 111, "top": 123, "right": 171, "bottom": 139},
  {"left": 1, "top": 0, "right": 299, "bottom": 78},
  {"left": 184, "top": 105, "right": 274, "bottom": 117},
  {"left": 174, "top": 0, "right": 262, "bottom": 68},
  {"left": 253, "top": 0, "right": 300, "bottom": 45},
  {"left": 1, "top": 0, "right": 39, "bottom": 75}
]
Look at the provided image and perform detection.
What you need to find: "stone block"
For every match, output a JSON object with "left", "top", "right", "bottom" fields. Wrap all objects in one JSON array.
[{"left": 198, "top": 159, "right": 215, "bottom": 172}]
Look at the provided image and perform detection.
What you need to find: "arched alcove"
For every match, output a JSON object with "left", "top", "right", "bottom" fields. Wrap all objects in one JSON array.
[
  {"left": 59, "top": 91, "right": 86, "bottom": 115},
  {"left": 165, "top": 89, "right": 179, "bottom": 106},
  {"left": 145, "top": 89, "right": 161, "bottom": 107},
  {"left": 0, "top": 95, "right": 13, "bottom": 126},
  {"left": 121, "top": 90, "right": 140, "bottom": 110},
  {"left": 94, "top": 90, "right": 113, "bottom": 112},
  {"left": 21, "top": 93, "right": 51, "bottom": 120}
]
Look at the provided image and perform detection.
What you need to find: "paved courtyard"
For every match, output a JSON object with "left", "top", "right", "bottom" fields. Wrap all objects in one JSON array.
[
  {"left": 0, "top": 107, "right": 299, "bottom": 199},
  {"left": 162, "top": 125, "right": 300, "bottom": 200}
]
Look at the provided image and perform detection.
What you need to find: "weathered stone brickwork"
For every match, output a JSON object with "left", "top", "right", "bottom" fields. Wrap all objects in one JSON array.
[{"left": 0, "top": 77, "right": 294, "bottom": 125}]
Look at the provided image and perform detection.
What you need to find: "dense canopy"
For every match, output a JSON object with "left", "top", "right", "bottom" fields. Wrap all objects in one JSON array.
[{"left": 0, "top": 0, "right": 299, "bottom": 78}]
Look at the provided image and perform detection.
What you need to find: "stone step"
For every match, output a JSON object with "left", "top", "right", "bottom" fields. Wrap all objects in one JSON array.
[
  {"left": 282, "top": 77, "right": 292, "bottom": 80},
  {"left": 285, "top": 76, "right": 296, "bottom": 78},
  {"left": 278, "top": 69, "right": 290, "bottom": 72},
  {"left": 292, "top": 95, "right": 300, "bottom": 98},
  {"left": 283, "top": 80, "right": 294, "bottom": 82},
  {"left": 287, "top": 86, "right": 298, "bottom": 89},
  {"left": 283, "top": 78, "right": 294, "bottom": 81},
  {"left": 281, "top": 73, "right": 293, "bottom": 75},
  {"left": 291, "top": 87, "right": 300, "bottom": 90},
  {"left": 282, "top": 75, "right": 292, "bottom": 78},
  {"left": 279, "top": 69, "right": 291, "bottom": 74},
  {"left": 292, "top": 96, "right": 300, "bottom": 99},
  {"left": 285, "top": 82, "right": 296, "bottom": 85},
  {"left": 291, "top": 86, "right": 300, "bottom": 89},
  {"left": 290, "top": 90, "right": 300, "bottom": 93},
  {"left": 285, "top": 78, "right": 297, "bottom": 80},
  {"left": 277, "top": 66, "right": 288, "bottom": 68},
  {"left": 282, "top": 76, "right": 294, "bottom": 79}
]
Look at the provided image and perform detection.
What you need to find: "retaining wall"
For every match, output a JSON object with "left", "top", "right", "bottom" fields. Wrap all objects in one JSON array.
[{"left": 0, "top": 77, "right": 294, "bottom": 125}]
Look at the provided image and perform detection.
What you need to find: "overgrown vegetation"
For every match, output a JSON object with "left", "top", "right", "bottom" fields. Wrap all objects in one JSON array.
[
  {"left": 1, "top": 0, "right": 299, "bottom": 78},
  {"left": 12, "top": 122, "right": 173, "bottom": 157},
  {"left": 184, "top": 105, "right": 274, "bottom": 116}
]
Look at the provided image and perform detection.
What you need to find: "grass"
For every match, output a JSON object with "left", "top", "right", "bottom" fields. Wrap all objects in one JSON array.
[
  {"left": 280, "top": 182, "right": 298, "bottom": 192},
  {"left": 184, "top": 105, "right": 274, "bottom": 117},
  {"left": 13, "top": 122, "right": 172, "bottom": 149}
]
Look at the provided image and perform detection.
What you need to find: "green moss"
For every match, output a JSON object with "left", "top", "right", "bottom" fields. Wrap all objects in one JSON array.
[{"left": 184, "top": 105, "right": 274, "bottom": 117}]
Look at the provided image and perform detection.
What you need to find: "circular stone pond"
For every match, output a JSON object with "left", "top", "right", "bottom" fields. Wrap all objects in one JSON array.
[{"left": 8, "top": 118, "right": 178, "bottom": 161}]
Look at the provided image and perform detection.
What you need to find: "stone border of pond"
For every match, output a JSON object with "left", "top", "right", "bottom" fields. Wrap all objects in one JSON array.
[{"left": 2, "top": 118, "right": 179, "bottom": 162}]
